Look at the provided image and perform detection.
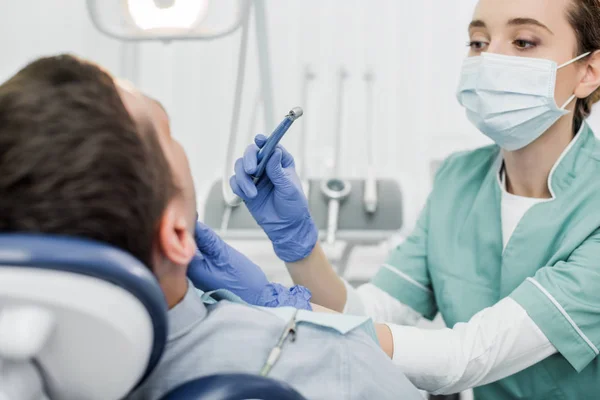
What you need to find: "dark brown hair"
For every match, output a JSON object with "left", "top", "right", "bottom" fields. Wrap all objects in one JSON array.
[
  {"left": 568, "top": 0, "right": 600, "bottom": 131},
  {"left": 0, "top": 54, "right": 176, "bottom": 268}
]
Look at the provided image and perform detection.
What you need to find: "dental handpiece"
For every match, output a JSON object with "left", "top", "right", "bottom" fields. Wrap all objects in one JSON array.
[{"left": 227, "top": 107, "right": 304, "bottom": 207}]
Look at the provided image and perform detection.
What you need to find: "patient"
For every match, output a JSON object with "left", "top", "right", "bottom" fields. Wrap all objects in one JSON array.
[{"left": 0, "top": 55, "right": 421, "bottom": 400}]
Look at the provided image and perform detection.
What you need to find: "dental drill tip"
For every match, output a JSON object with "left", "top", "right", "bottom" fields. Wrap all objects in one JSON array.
[{"left": 288, "top": 107, "right": 304, "bottom": 121}]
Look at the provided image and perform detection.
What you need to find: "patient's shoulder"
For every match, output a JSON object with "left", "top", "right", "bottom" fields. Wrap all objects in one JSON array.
[
  {"left": 125, "top": 302, "right": 283, "bottom": 400},
  {"left": 127, "top": 301, "right": 419, "bottom": 400},
  {"left": 211, "top": 303, "right": 421, "bottom": 399}
]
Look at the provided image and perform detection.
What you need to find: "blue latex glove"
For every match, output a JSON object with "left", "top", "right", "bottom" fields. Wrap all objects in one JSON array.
[
  {"left": 188, "top": 221, "right": 268, "bottom": 304},
  {"left": 188, "top": 221, "right": 312, "bottom": 309},
  {"left": 230, "top": 135, "right": 318, "bottom": 263}
]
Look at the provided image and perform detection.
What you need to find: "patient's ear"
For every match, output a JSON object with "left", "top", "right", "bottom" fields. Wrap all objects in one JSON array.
[{"left": 158, "top": 201, "right": 196, "bottom": 267}]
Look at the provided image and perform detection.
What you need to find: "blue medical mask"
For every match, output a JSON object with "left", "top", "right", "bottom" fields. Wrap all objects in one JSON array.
[{"left": 456, "top": 52, "right": 590, "bottom": 151}]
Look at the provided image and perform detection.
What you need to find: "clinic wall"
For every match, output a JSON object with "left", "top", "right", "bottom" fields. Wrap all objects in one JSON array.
[{"left": 0, "top": 1, "right": 122, "bottom": 84}]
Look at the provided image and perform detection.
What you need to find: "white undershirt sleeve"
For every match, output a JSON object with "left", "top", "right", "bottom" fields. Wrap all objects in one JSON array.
[
  {"left": 343, "top": 280, "right": 421, "bottom": 326},
  {"left": 388, "top": 297, "right": 557, "bottom": 395},
  {"left": 338, "top": 167, "right": 556, "bottom": 394}
]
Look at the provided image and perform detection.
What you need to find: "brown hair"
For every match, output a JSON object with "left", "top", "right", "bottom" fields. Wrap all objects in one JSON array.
[
  {"left": 568, "top": 0, "right": 600, "bottom": 131},
  {"left": 0, "top": 54, "right": 176, "bottom": 268}
]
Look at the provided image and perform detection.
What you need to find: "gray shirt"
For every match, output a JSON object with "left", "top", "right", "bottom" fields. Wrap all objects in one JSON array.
[{"left": 127, "top": 285, "right": 422, "bottom": 400}]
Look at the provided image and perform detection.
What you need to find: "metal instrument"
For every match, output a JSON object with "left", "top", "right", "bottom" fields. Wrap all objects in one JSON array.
[
  {"left": 363, "top": 70, "right": 378, "bottom": 214},
  {"left": 259, "top": 310, "right": 299, "bottom": 377},
  {"left": 320, "top": 178, "right": 352, "bottom": 245},
  {"left": 321, "top": 68, "right": 351, "bottom": 245}
]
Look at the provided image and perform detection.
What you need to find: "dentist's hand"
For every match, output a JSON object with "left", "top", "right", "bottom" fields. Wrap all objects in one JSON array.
[
  {"left": 188, "top": 221, "right": 268, "bottom": 304},
  {"left": 188, "top": 221, "right": 312, "bottom": 309},
  {"left": 230, "top": 135, "right": 318, "bottom": 263}
]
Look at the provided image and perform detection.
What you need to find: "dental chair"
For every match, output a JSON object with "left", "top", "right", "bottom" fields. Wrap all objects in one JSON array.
[{"left": 0, "top": 234, "right": 305, "bottom": 400}]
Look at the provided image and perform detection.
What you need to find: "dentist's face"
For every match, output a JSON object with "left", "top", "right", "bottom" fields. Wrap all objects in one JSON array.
[
  {"left": 469, "top": 0, "right": 585, "bottom": 110},
  {"left": 469, "top": 0, "right": 577, "bottom": 59}
]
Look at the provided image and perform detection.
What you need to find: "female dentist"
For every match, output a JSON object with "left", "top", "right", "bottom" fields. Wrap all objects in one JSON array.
[{"left": 227, "top": 0, "right": 600, "bottom": 398}]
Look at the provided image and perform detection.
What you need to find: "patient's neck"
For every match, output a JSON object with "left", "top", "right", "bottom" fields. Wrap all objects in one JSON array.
[{"left": 158, "top": 274, "right": 188, "bottom": 309}]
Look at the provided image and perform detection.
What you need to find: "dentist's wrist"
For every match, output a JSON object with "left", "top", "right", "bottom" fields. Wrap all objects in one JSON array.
[{"left": 285, "top": 243, "right": 348, "bottom": 312}]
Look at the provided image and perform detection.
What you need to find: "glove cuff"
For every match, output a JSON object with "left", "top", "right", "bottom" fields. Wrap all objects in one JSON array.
[
  {"left": 271, "top": 216, "right": 318, "bottom": 263},
  {"left": 256, "top": 283, "right": 313, "bottom": 310}
]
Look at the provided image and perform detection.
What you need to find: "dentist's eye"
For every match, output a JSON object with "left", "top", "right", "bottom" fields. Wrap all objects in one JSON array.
[
  {"left": 467, "top": 41, "right": 488, "bottom": 51},
  {"left": 513, "top": 39, "right": 537, "bottom": 50}
]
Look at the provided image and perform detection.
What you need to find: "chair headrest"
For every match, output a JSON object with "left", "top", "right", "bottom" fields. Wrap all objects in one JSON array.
[{"left": 0, "top": 234, "right": 168, "bottom": 389}]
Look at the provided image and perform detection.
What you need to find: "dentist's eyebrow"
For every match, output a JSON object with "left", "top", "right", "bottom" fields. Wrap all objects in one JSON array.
[
  {"left": 507, "top": 17, "right": 554, "bottom": 35},
  {"left": 468, "top": 19, "right": 486, "bottom": 31}
]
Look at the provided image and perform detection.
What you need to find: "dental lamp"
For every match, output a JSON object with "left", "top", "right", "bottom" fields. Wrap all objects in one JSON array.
[
  {"left": 154, "top": 0, "right": 175, "bottom": 6},
  {"left": 87, "top": 0, "right": 247, "bottom": 41},
  {"left": 126, "top": 0, "right": 209, "bottom": 31}
]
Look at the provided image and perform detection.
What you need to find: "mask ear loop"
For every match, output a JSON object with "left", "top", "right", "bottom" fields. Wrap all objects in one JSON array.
[
  {"left": 560, "top": 94, "right": 577, "bottom": 110},
  {"left": 557, "top": 52, "right": 592, "bottom": 110},
  {"left": 558, "top": 52, "right": 591, "bottom": 69}
]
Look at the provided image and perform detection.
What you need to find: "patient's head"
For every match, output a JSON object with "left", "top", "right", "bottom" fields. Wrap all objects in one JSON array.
[
  {"left": 115, "top": 81, "right": 198, "bottom": 292},
  {"left": 0, "top": 55, "right": 195, "bottom": 303}
]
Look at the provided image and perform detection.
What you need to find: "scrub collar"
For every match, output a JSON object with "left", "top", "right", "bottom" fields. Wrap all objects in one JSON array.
[{"left": 494, "top": 122, "right": 595, "bottom": 200}]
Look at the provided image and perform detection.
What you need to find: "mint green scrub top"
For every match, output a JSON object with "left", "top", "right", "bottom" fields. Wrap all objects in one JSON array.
[{"left": 372, "top": 123, "right": 600, "bottom": 399}]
